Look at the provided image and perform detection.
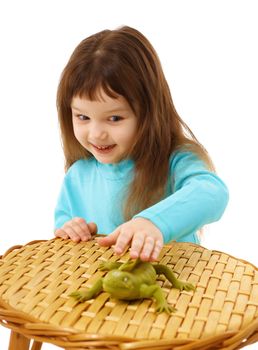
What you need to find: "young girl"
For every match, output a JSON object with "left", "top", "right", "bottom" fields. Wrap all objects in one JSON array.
[{"left": 54, "top": 26, "right": 229, "bottom": 261}]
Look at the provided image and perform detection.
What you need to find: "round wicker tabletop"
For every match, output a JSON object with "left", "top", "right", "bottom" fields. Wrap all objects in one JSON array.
[{"left": 0, "top": 238, "right": 257, "bottom": 350}]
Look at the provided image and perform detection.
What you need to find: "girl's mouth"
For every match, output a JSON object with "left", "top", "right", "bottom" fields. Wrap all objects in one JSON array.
[{"left": 91, "top": 144, "right": 116, "bottom": 154}]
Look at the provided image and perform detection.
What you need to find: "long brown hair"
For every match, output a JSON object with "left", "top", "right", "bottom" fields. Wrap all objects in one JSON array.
[{"left": 57, "top": 26, "right": 214, "bottom": 220}]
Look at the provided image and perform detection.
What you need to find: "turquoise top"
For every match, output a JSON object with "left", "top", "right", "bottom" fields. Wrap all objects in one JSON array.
[{"left": 54, "top": 151, "right": 229, "bottom": 244}]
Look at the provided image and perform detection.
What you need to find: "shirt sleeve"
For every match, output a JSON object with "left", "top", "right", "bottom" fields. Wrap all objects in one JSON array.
[
  {"left": 54, "top": 174, "right": 73, "bottom": 230},
  {"left": 133, "top": 151, "right": 229, "bottom": 243}
]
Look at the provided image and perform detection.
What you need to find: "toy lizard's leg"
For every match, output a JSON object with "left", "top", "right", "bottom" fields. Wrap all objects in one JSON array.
[
  {"left": 119, "top": 258, "right": 141, "bottom": 271},
  {"left": 140, "top": 284, "right": 176, "bottom": 314},
  {"left": 154, "top": 264, "right": 195, "bottom": 291},
  {"left": 99, "top": 261, "right": 122, "bottom": 271},
  {"left": 70, "top": 278, "right": 103, "bottom": 302}
]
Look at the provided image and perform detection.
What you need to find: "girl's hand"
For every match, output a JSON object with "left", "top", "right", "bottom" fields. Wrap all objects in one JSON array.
[
  {"left": 54, "top": 217, "right": 97, "bottom": 242},
  {"left": 97, "top": 218, "right": 164, "bottom": 261}
]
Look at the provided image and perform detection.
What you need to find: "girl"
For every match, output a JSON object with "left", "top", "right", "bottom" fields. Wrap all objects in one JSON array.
[{"left": 54, "top": 26, "right": 229, "bottom": 261}]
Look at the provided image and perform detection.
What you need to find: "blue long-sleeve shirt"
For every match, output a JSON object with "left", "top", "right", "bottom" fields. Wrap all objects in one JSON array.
[{"left": 54, "top": 151, "right": 229, "bottom": 244}]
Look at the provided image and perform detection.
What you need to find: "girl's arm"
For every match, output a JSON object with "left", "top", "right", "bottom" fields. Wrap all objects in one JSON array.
[
  {"left": 54, "top": 176, "right": 73, "bottom": 230},
  {"left": 98, "top": 151, "right": 229, "bottom": 260},
  {"left": 54, "top": 175, "right": 96, "bottom": 242},
  {"left": 133, "top": 151, "right": 229, "bottom": 243}
]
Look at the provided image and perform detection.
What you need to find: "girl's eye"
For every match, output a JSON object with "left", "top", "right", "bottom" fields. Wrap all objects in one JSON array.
[
  {"left": 110, "top": 115, "right": 122, "bottom": 122},
  {"left": 77, "top": 114, "right": 89, "bottom": 121}
]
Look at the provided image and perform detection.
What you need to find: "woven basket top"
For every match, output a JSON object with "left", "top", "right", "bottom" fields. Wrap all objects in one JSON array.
[{"left": 0, "top": 238, "right": 258, "bottom": 350}]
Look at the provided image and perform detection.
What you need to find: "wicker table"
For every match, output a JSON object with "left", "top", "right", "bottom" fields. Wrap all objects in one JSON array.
[{"left": 0, "top": 238, "right": 258, "bottom": 350}]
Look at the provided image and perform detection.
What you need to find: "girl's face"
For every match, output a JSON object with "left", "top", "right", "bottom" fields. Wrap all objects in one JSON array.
[{"left": 71, "top": 90, "right": 138, "bottom": 164}]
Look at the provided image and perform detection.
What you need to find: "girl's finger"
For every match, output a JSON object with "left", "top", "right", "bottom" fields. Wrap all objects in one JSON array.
[
  {"left": 96, "top": 228, "right": 120, "bottom": 247},
  {"left": 150, "top": 240, "right": 163, "bottom": 261},
  {"left": 140, "top": 236, "right": 155, "bottom": 261},
  {"left": 130, "top": 231, "right": 145, "bottom": 259},
  {"left": 62, "top": 224, "right": 81, "bottom": 242},
  {"left": 88, "top": 222, "right": 98, "bottom": 235},
  {"left": 73, "top": 217, "right": 91, "bottom": 241},
  {"left": 54, "top": 228, "right": 69, "bottom": 239},
  {"left": 114, "top": 227, "right": 134, "bottom": 255}
]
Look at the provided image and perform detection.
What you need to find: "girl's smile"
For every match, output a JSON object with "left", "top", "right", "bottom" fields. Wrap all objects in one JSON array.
[
  {"left": 90, "top": 143, "right": 116, "bottom": 154},
  {"left": 71, "top": 91, "right": 138, "bottom": 164}
]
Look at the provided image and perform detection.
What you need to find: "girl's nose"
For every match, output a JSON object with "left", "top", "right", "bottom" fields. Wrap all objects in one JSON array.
[{"left": 89, "top": 123, "right": 107, "bottom": 140}]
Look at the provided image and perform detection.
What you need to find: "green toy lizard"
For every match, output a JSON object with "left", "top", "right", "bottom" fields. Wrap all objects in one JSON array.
[{"left": 70, "top": 259, "right": 195, "bottom": 314}]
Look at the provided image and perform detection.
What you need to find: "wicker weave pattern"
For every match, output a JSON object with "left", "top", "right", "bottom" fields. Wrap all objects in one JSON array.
[{"left": 0, "top": 238, "right": 258, "bottom": 350}]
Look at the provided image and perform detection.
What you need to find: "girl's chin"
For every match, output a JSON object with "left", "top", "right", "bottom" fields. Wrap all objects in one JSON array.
[
  {"left": 92, "top": 150, "right": 122, "bottom": 164},
  {"left": 94, "top": 154, "right": 125, "bottom": 164}
]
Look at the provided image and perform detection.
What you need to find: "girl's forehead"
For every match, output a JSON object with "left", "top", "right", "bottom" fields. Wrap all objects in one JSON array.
[
  {"left": 71, "top": 91, "right": 132, "bottom": 112},
  {"left": 74, "top": 84, "right": 119, "bottom": 102}
]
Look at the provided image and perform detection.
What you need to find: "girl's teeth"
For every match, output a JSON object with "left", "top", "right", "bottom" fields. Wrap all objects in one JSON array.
[{"left": 96, "top": 145, "right": 113, "bottom": 150}]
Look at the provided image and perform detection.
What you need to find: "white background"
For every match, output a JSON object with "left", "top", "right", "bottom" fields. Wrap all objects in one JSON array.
[{"left": 0, "top": 1, "right": 257, "bottom": 349}]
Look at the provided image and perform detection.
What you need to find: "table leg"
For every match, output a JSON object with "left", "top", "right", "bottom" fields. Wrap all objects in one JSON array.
[
  {"left": 31, "top": 341, "right": 43, "bottom": 350},
  {"left": 8, "top": 331, "right": 30, "bottom": 350}
]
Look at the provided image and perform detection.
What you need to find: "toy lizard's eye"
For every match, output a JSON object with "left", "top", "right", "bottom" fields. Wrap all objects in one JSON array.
[{"left": 123, "top": 277, "right": 128, "bottom": 282}]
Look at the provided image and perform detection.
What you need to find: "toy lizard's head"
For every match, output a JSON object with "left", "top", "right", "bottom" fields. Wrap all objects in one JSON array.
[{"left": 103, "top": 270, "right": 139, "bottom": 300}]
